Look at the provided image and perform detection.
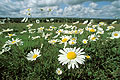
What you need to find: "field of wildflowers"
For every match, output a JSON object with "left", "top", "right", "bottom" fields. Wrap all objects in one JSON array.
[{"left": 0, "top": 19, "right": 120, "bottom": 80}]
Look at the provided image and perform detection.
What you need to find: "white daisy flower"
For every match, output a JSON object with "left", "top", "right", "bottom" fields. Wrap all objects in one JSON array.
[
  {"left": 71, "top": 37, "right": 77, "bottom": 41},
  {"left": 48, "top": 39, "right": 58, "bottom": 44},
  {"left": 56, "top": 68, "right": 62, "bottom": 75},
  {"left": 106, "top": 26, "right": 115, "bottom": 31},
  {"left": 111, "top": 31, "right": 120, "bottom": 39},
  {"left": 2, "top": 28, "right": 13, "bottom": 32},
  {"left": 32, "top": 36, "right": 40, "bottom": 40},
  {"left": 5, "top": 33, "right": 16, "bottom": 38},
  {"left": 96, "top": 30, "right": 104, "bottom": 34},
  {"left": 111, "top": 21, "right": 117, "bottom": 24},
  {"left": 97, "top": 26, "right": 103, "bottom": 31},
  {"left": 83, "top": 20, "right": 88, "bottom": 24},
  {"left": 36, "top": 19, "right": 40, "bottom": 24},
  {"left": 89, "top": 28, "right": 96, "bottom": 33},
  {"left": 26, "top": 24, "right": 33, "bottom": 29},
  {"left": 56, "top": 29, "right": 63, "bottom": 34},
  {"left": 92, "top": 25, "right": 98, "bottom": 28},
  {"left": 88, "top": 34, "right": 98, "bottom": 41},
  {"left": 82, "top": 39, "right": 88, "bottom": 44},
  {"left": 60, "top": 35, "right": 72, "bottom": 44},
  {"left": 58, "top": 47, "right": 86, "bottom": 69},
  {"left": 78, "top": 29, "right": 84, "bottom": 34},
  {"left": 45, "top": 28, "right": 53, "bottom": 31},
  {"left": 5, "top": 38, "right": 23, "bottom": 46},
  {"left": 50, "top": 26, "right": 57, "bottom": 30},
  {"left": 68, "top": 40, "right": 77, "bottom": 45},
  {"left": 29, "top": 29, "right": 36, "bottom": 34},
  {"left": 73, "top": 21, "right": 79, "bottom": 24},
  {"left": 20, "top": 30, "right": 27, "bottom": 34},
  {"left": 26, "top": 49, "right": 41, "bottom": 61},
  {"left": 37, "top": 27, "right": 44, "bottom": 33}
]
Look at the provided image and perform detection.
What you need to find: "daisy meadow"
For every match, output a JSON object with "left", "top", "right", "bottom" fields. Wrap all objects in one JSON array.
[
  {"left": 26, "top": 49, "right": 41, "bottom": 61},
  {"left": 58, "top": 47, "right": 86, "bottom": 69}
]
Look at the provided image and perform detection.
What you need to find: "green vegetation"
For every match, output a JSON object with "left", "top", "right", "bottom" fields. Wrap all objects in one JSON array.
[{"left": 0, "top": 22, "right": 120, "bottom": 80}]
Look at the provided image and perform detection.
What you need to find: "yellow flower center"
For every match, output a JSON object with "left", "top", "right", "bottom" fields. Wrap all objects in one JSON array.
[
  {"left": 67, "top": 52, "right": 76, "bottom": 60},
  {"left": 75, "top": 30, "right": 78, "bottom": 34},
  {"left": 90, "top": 29, "right": 95, "bottom": 32},
  {"left": 27, "top": 8, "right": 30, "bottom": 11},
  {"left": 86, "top": 55, "right": 90, "bottom": 59},
  {"left": 58, "top": 70, "right": 60, "bottom": 74},
  {"left": 62, "top": 38, "right": 68, "bottom": 43},
  {"left": 109, "top": 26, "right": 112, "bottom": 29},
  {"left": 32, "top": 54, "right": 38, "bottom": 59},
  {"left": 40, "top": 28, "right": 43, "bottom": 30},
  {"left": 52, "top": 40, "right": 56, "bottom": 43},
  {"left": 83, "top": 41, "right": 87, "bottom": 44},
  {"left": 91, "top": 37, "right": 96, "bottom": 40},
  {"left": 114, "top": 33, "right": 118, "bottom": 36},
  {"left": 11, "top": 41, "right": 16, "bottom": 44},
  {"left": 72, "top": 38, "right": 75, "bottom": 40},
  {"left": 58, "top": 30, "right": 62, "bottom": 33},
  {"left": 71, "top": 42, "right": 75, "bottom": 44},
  {"left": 9, "top": 34, "right": 13, "bottom": 36},
  {"left": 79, "top": 30, "right": 83, "bottom": 33},
  {"left": 52, "top": 27, "right": 55, "bottom": 28}
]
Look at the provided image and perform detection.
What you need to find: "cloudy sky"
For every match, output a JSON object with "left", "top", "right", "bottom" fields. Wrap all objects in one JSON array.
[{"left": 0, "top": 0, "right": 120, "bottom": 19}]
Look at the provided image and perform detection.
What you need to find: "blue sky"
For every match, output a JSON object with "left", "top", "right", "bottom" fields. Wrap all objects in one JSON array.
[{"left": 0, "top": 0, "right": 120, "bottom": 19}]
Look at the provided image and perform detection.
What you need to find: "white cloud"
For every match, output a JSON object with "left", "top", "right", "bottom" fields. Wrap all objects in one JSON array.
[{"left": 0, "top": 0, "right": 120, "bottom": 18}]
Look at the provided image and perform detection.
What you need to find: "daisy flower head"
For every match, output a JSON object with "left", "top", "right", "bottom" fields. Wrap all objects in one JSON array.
[
  {"left": 32, "top": 36, "right": 40, "bottom": 40},
  {"left": 36, "top": 19, "right": 40, "bottom": 24},
  {"left": 56, "top": 29, "right": 63, "bottom": 34},
  {"left": 111, "top": 31, "right": 120, "bottom": 39},
  {"left": 26, "top": 24, "right": 33, "bottom": 29},
  {"left": 48, "top": 39, "right": 58, "bottom": 45},
  {"left": 37, "top": 27, "right": 44, "bottom": 33},
  {"left": 58, "top": 47, "right": 86, "bottom": 69},
  {"left": 71, "top": 37, "right": 77, "bottom": 41},
  {"left": 2, "top": 28, "right": 13, "bottom": 32},
  {"left": 26, "top": 49, "right": 41, "bottom": 61},
  {"left": 88, "top": 34, "right": 98, "bottom": 41},
  {"left": 60, "top": 35, "right": 72, "bottom": 44},
  {"left": 56, "top": 68, "right": 62, "bottom": 75},
  {"left": 106, "top": 26, "right": 115, "bottom": 31},
  {"left": 96, "top": 30, "right": 104, "bottom": 34},
  {"left": 92, "top": 25, "right": 98, "bottom": 28},
  {"left": 50, "top": 26, "right": 57, "bottom": 30},
  {"left": 29, "top": 29, "right": 36, "bottom": 34},
  {"left": 98, "top": 22, "right": 106, "bottom": 26},
  {"left": 78, "top": 29, "right": 84, "bottom": 34},
  {"left": 83, "top": 20, "right": 88, "bottom": 24},
  {"left": 20, "top": 30, "right": 27, "bottom": 34},
  {"left": 82, "top": 39, "right": 88, "bottom": 44},
  {"left": 5, "top": 38, "right": 23, "bottom": 46},
  {"left": 5, "top": 33, "right": 16, "bottom": 38},
  {"left": 89, "top": 28, "right": 96, "bottom": 33},
  {"left": 68, "top": 40, "right": 77, "bottom": 45}
]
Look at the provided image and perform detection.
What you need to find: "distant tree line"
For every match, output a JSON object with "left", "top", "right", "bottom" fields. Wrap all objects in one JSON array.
[{"left": 0, "top": 17, "right": 120, "bottom": 24}]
